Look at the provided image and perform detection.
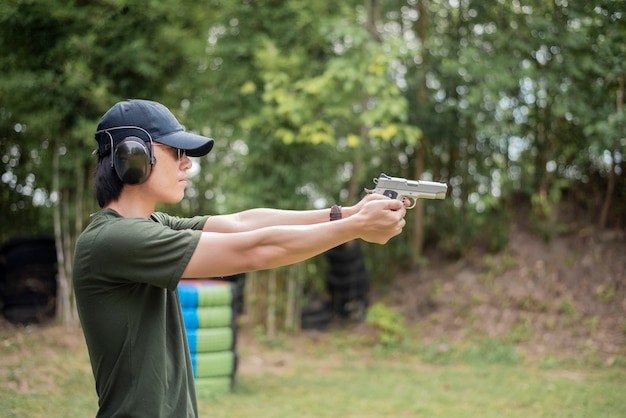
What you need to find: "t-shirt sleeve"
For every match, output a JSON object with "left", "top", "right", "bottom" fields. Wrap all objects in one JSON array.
[
  {"left": 150, "top": 212, "right": 209, "bottom": 231},
  {"left": 90, "top": 215, "right": 207, "bottom": 291}
]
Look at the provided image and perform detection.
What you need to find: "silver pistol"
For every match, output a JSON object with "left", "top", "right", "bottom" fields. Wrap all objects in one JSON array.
[{"left": 365, "top": 173, "right": 448, "bottom": 209}]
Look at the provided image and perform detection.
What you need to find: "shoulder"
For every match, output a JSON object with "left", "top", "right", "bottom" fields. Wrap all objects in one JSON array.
[
  {"left": 77, "top": 210, "right": 172, "bottom": 255},
  {"left": 91, "top": 210, "right": 161, "bottom": 236},
  {"left": 77, "top": 210, "right": 206, "bottom": 260}
]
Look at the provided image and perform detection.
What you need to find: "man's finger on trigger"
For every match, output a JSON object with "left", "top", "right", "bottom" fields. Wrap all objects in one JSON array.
[{"left": 385, "top": 199, "right": 404, "bottom": 210}]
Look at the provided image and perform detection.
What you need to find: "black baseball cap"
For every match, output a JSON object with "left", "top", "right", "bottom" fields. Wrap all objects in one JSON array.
[{"left": 95, "top": 99, "right": 214, "bottom": 158}]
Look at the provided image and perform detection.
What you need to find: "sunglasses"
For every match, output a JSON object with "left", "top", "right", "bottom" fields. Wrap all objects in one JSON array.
[{"left": 154, "top": 143, "right": 186, "bottom": 161}]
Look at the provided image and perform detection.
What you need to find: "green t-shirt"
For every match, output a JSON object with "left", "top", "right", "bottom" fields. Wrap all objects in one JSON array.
[{"left": 73, "top": 209, "right": 209, "bottom": 418}]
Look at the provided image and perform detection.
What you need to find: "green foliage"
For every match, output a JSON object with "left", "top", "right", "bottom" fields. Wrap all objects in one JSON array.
[
  {"left": 463, "top": 338, "right": 522, "bottom": 365},
  {"left": 1, "top": 0, "right": 624, "bottom": 294},
  {"left": 594, "top": 284, "right": 618, "bottom": 303},
  {"left": 416, "top": 338, "right": 521, "bottom": 366},
  {"left": 365, "top": 302, "right": 407, "bottom": 348},
  {"left": 0, "top": 0, "right": 214, "bottom": 240},
  {"left": 415, "top": 342, "right": 461, "bottom": 365},
  {"left": 559, "top": 298, "right": 576, "bottom": 316}
]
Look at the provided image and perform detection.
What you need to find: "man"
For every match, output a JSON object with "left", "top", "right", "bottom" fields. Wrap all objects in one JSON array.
[{"left": 73, "top": 99, "right": 407, "bottom": 417}]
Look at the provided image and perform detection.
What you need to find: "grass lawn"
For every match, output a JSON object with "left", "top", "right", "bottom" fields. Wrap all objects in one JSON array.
[
  {"left": 203, "top": 361, "right": 625, "bottom": 418},
  {"left": 1, "top": 324, "right": 625, "bottom": 418}
]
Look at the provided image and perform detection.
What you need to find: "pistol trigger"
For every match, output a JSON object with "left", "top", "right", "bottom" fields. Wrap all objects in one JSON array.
[{"left": 406, "top": 197, "right": 417, "bottom": 209}]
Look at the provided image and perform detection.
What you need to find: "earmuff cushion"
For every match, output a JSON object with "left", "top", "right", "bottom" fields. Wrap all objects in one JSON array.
[{"left": 114, "top": 137, "right": 152, "bottom": 184}]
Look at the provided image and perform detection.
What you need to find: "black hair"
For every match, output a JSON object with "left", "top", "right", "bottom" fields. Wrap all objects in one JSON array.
[{"left": 95, "top": 154, "right": 124, "bottom": 208}]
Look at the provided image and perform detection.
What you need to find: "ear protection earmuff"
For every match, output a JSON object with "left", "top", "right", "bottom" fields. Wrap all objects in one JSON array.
[
  {"left": 113, "top": 136, "right": 153, "bottom": 184},
  {"left": 95, "top": 126, "right": 156, "bottom": 185}
]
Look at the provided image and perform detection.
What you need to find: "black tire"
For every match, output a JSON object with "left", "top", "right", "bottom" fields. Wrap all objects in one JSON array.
[
  {"left": 328, "top": 257, "right": 366, "bottom": 277},
  {"left": 326, "top": 270, "right": 369, "bottom": 288},
  {"left": 325, "top": 242, "right": 363, "bottom": 263},
  {"left": 301, "top": 309, "right": 333, "bottom": 330}
]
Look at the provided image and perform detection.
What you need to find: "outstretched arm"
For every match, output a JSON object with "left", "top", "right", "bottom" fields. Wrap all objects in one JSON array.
[
  {"left": 202, "top": 207, "right": 330, "bottom": 233},
  {"left": 202, "top": 194, "right": 376, "bottom": 233},
  {"left": 184, "top": 197, "right": 406, "bottom": 278}
]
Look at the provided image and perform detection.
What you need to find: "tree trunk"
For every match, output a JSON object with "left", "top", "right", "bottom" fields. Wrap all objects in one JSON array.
[
  {"left": 599, "top": 76, "right": 623, "bottom": 229},
  {"left": 284, "top": 265, "right": 296, "bottom": 331},
  {"left": 266, "top": 269, "right": 277, "bottom": 340},
  {"left": 71, "top": 160, "right": 85, "bottom": 324},
  {"left": 53, "top": 146, "right": 72, "bottom": 327},
  {"left": 244, "top": 270, "right": 258, "bottom": 323},
  {"left": 411, "top": 0, "right": 428, "bottom": 264},
  {"left": 365, "top": 0, "right": 382, "bottom": 41},
  {"left": 52, "top": 145, "right": 83, "bottom": 328}
]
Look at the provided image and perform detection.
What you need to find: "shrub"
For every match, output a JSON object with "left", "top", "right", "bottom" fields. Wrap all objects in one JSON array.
[{"left": 366, "top": 303, "right": 407, "bottom": 348}]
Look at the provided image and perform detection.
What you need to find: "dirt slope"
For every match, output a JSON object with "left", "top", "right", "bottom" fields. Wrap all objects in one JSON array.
[{"left": 390, "top": 223, "right": 625, "bottom": 364}]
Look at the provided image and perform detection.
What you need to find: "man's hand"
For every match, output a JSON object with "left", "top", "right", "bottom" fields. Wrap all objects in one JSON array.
[
  {"left": 346, "top": 193, "right": 410, "bottom": 218},
  {"left": 352, "top": 198, "right": 407, "bottom": 244}
]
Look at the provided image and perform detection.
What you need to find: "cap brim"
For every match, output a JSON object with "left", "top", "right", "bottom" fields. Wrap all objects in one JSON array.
[{"left": 155, "top": 130, "right": 214, "bottom": 157}]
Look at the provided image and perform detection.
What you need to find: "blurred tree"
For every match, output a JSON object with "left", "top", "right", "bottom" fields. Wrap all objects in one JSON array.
[
  {"left": 187, "top": 1, "right": 425, "bottom": 276},
  {"left": 402, "top": 0, "right": 624, "bottom": 252},
  {"left": 1, "top": 0, "right": 623, "bottom": 327},
  {"left": 0, "top": 0, "right": 213, "bottom": 325}
]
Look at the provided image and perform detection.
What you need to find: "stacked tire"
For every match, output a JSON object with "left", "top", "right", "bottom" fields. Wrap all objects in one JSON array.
[
  {"left": 325, "top": 241, "right": 369, "bottom": 320},
  {"left": 0, "top": 237, "right": 57, "bottom": 325},
  {"left": 179, "top": 280, "right": 238, "bottom": 394}
]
